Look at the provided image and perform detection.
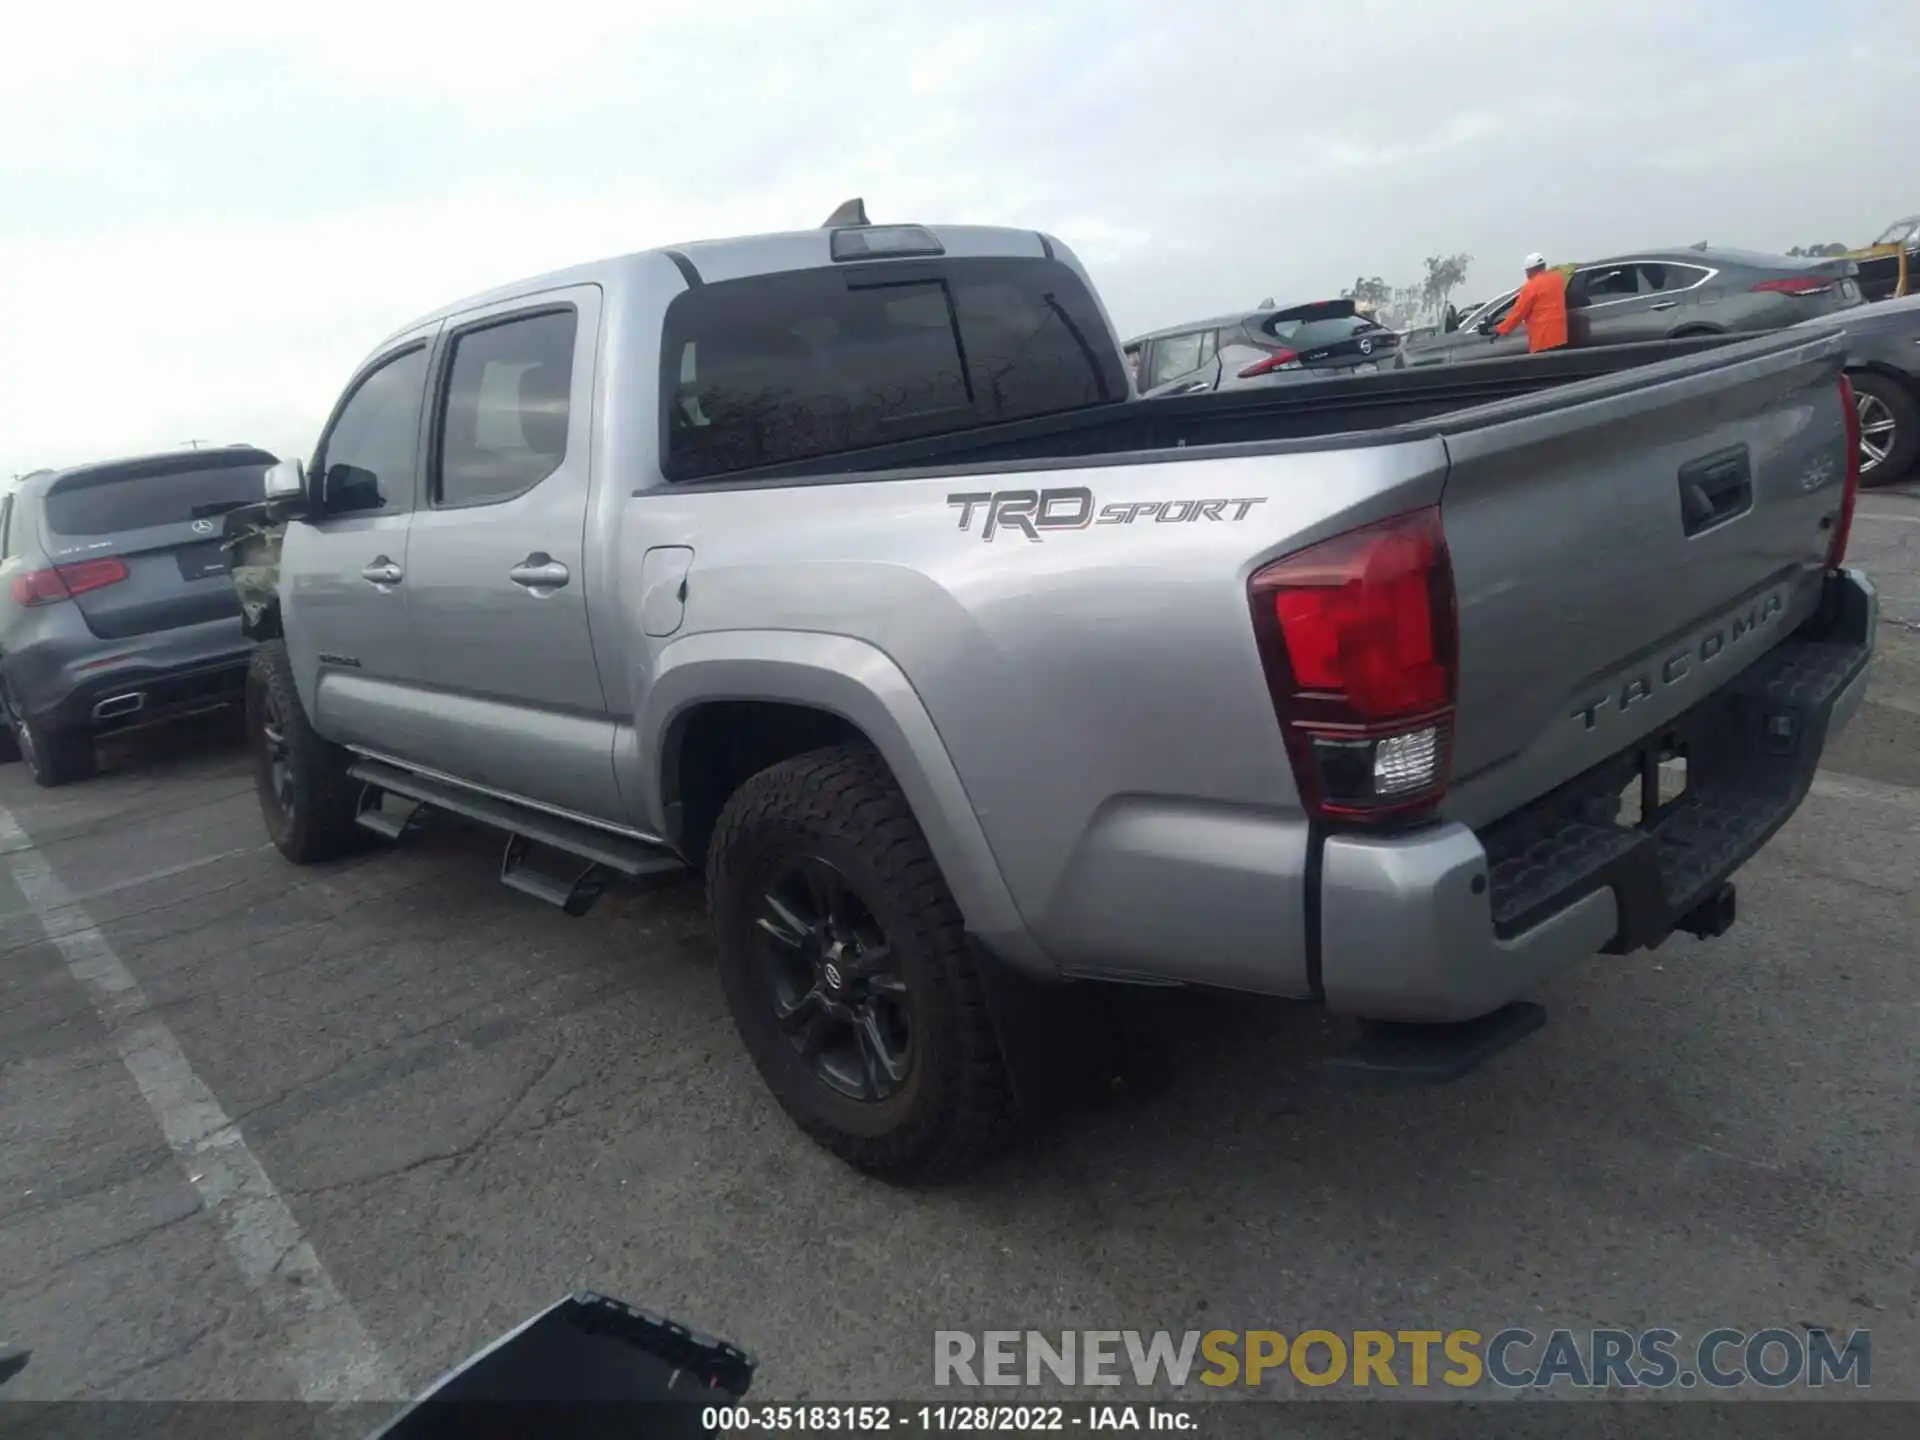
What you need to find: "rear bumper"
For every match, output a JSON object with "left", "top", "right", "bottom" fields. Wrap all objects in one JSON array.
[
  {"left": 5, "top": 617, "right": 253, "bottom": 734},
  {"left": 1317, "top": 567, "right": 1876, "bottom": 1023}
]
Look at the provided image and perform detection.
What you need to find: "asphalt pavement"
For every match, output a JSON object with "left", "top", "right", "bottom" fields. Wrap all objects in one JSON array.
[{"left": 3, "top": 489, "right": 1919, "bottom": 1412}]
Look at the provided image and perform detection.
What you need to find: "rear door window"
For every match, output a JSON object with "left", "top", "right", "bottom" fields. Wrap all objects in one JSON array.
[
  {"left": 41, "top": 455, "right": 272, "bottom": 536},
  {"left": 1640, "top": 262, "right": 1710, "bottom": 292},
  {"left": 436, "top": 308, "right": 578, "bottom": 507},
  {"left": 1146, "top": 332, "right": 1207, "bottom": 387},
  {"left": 662, "top": 256, "right": 1123, "bottom": 480},
  {"left": 1578, "top": 265, "right": 1642, "bottom": 301}
]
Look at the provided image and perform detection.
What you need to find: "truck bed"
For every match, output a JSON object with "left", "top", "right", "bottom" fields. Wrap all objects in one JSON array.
[{"left": 669, "top": 334, "right": 1751, "bottom": 487}]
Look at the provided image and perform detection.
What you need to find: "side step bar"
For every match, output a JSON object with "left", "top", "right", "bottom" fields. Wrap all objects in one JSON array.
[{"left": 348, "top": 758, "right": 685, "bottom": 916}]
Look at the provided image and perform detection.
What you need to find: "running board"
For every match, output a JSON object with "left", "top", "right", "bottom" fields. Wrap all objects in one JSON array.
[
  {"left": 347, "top": 758, "right": 685, "bottom": 914},
  {"left": 356, "top": 786, "right": 428, "bottom": 840}
]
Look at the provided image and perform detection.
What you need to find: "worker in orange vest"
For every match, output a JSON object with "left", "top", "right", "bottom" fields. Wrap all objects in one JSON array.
[{"left": 1488, "top": 252, "right": 1569, "bottom": 353}]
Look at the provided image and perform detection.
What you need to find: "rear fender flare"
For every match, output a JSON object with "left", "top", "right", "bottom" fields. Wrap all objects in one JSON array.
[{"left": 634, "top": 630, "right": 1049, "bottom": 974}]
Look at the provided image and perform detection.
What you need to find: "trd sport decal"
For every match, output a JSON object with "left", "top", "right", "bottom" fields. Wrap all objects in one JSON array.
[{"left": 947, "top": 487, "right": 1267, "bottom": 542}]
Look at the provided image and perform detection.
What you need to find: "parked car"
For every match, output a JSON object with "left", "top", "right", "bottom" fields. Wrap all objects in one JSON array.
[
  {"left": 1128, "top": 299, "right": 1401, "bottom": 396},
  {"left": 1402, "top": 247, "right": 1865, "bottom": 366},
  {"left": 1797, "top": 291, "right": 1920, "bottom": 484},
  {"left": 1841, "top": 215, "right": 1917, "bottom": 303},
  {"left": 0, "top": 446, "right": 274, "bottom": 785},
  {"left": 228, "top": 211, "right": 1869, "bottom": 1179}
]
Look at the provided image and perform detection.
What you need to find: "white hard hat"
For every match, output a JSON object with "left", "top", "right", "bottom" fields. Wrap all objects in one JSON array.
[{"left": 1524, "top": 252, "right": 1546, "bottom": 269}]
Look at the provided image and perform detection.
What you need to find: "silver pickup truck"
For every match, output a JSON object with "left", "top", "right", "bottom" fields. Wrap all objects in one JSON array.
[{"left": 230, "top": 211, "right": 1875, "bottom": 1179}]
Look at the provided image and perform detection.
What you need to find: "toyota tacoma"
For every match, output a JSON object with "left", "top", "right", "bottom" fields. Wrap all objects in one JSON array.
[{"left": 226, "top": 206, "right": 1875, "bottom": 1178}]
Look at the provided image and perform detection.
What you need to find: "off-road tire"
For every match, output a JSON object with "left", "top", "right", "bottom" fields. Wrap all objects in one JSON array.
[
  {"left": 1852, "top": 370, "right": 1919, "bottom": 488},
  {"left": 707, "top": 744, "right": 1017, "bottom": 1180},
  {"left": 247, "top": 640, "right": 362, "bottom": 863}
]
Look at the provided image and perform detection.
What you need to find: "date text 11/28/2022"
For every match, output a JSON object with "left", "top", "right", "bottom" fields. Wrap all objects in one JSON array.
[{"left": 702, "top": 1405, "right": 1192, "bottom": 1432}]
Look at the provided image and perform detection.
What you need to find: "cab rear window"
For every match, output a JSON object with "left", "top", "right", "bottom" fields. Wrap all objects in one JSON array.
[
  {"left": 661, "top": 256, "right": 1124, "bottom": 480},
  {"left": 42, "top": 453, "right": 273, "bottom": 536}
]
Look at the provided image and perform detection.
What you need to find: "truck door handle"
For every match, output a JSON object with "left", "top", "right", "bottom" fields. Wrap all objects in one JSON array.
[
  {"left": 360, "top": 558, "right": 403, "bottom": 586},
  {"left": 1649, "top": 301, "right": 1678, "bottom": 311},
  {"left": 509, "top": 555, "right": 570, "bottom": 590}
]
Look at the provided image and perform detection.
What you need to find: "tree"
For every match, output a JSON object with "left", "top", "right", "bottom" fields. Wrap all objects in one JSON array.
[
  {"left": 1787, "top": 242, "right": 1849, "bottom": 257},
  {"left": 1420, "top": 253, "right": 1472, "bottom": 315},
  {"left": 1342, "top": 275, "right": 1394, "bottom": 309}
]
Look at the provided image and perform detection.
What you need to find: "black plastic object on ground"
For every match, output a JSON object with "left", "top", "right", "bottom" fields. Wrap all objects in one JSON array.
[{"left": 367, "top": 1292, "right": 754, "bottom": 1440}]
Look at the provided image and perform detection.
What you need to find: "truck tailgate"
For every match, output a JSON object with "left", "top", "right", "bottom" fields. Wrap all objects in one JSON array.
[{"left": 1436, "top": 328, "right": 1853, "bottom": 830}]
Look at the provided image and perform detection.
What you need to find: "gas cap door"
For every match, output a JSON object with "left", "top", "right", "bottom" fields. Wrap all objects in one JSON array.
[{"left": 639, "top": 546, "right": 695, "bottom": 638}]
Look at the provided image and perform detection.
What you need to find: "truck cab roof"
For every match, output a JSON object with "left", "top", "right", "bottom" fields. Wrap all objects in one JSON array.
[{"left": 376, "top": 223, "right": 1066, "bottom": 353}]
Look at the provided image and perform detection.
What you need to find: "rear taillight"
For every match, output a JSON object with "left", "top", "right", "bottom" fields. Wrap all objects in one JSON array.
[
  {"left": 11, "top": 557, "right": 129, "bottom": 608},
  {"left": 1248, "top": 508, "right": 1458, "bottom": 825},
  {"left": 1751, "top": 276, "right": 1833, "bottom": 297},
  {"left": 1238, "top": 348, "right": 1301, "bottom": 378},
  {"left": 1831, "top": 375, "right": 1861, "bottom": 569}
]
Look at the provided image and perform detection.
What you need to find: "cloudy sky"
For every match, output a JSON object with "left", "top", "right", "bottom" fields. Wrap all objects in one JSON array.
[{"left": 5, "top": 0, "right": 1917, "bottom": 476}]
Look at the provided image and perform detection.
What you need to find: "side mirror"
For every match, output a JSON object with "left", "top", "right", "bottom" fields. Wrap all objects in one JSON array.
[
  {"left": 1443, "top": 305, "right": 1461, "bottom": 334},
  {"left": 264, "top": 458, "right": 306, "bottom": 504}
]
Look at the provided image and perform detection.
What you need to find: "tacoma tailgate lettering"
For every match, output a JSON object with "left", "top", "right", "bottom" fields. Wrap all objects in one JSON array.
[{"left": 1572, "top": 590, "right": 1786, "bottom": 731}]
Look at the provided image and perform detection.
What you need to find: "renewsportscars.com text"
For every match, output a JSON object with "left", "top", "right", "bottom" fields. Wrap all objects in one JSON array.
[{"left": 934, "top": 1327, "right": 1871, "bottom": 1391}]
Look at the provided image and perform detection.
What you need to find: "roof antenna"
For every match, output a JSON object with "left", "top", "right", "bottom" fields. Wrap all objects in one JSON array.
[
  {"left": 1257, "top": 296, "right": 1275, "bottom": 308},
  {"left": 823, "top": 198, "right": 869, "bottom": 228}
]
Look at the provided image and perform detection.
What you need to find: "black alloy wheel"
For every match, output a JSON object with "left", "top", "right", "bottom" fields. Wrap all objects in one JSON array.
[
  {"left": 754, "top": 854, "right": 913, "bottom": 1103},
  {"left": 706, "top": 743, "right": 1017, "bottom": 1178},
  {"left": 256, "top": 681, "right": 296, "bottom": 825},
  {"left": 245, "top": 639, "right": 362, "bottom": 863}
]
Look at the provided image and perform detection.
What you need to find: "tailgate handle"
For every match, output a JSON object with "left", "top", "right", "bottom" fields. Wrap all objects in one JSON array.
[{"left": 1678, "top": 447, "right": 1752, "bottom": 536}]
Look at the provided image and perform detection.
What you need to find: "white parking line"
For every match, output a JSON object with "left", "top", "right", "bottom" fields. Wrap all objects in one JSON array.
[
  {"left": 1810, "top": 772, "right": 1920, "bottom": 811},
  {"left": 0, "top": 803, "right": 401, "bottom": 1403}
]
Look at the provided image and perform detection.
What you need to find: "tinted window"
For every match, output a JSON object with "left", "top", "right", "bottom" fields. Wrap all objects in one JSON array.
[
  {"left": 0, "top": 498, "right": 12, "bottom": 559},
  {"left": 437, "top": 309, "right": 577, "bottom": 507},
  {"left": 1460, "top": 293, "right": 1514, "bottom": 330},
  {"left": 42, "top": 458, "right": 271, "bottom": 536},
  {"left": 1264, "top": 313, "right": 1385, "bottom": 349},
  {"left": 317, "top": 347, "right": 428, "bottom": 515},
  {"left": 1580, "top": 266, "right": 1640, "bottom": 300},
  {"left": 1640, "top": 263, "right": 1709, "bottom": 292},
  {"left": 1147, "top": 332, "right": 1207, "bottom": 386},
  {"left": 662, "top": 257, "right": 1121, "bottom": 480}
]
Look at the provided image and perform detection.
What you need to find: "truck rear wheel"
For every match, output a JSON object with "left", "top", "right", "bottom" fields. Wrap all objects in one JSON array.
[
  {"left": 707, "top": 744, "right": 1017, "bottom": 1180},
  {"left": 247, "top": 640, "right": 362, "bottom": 863}
]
